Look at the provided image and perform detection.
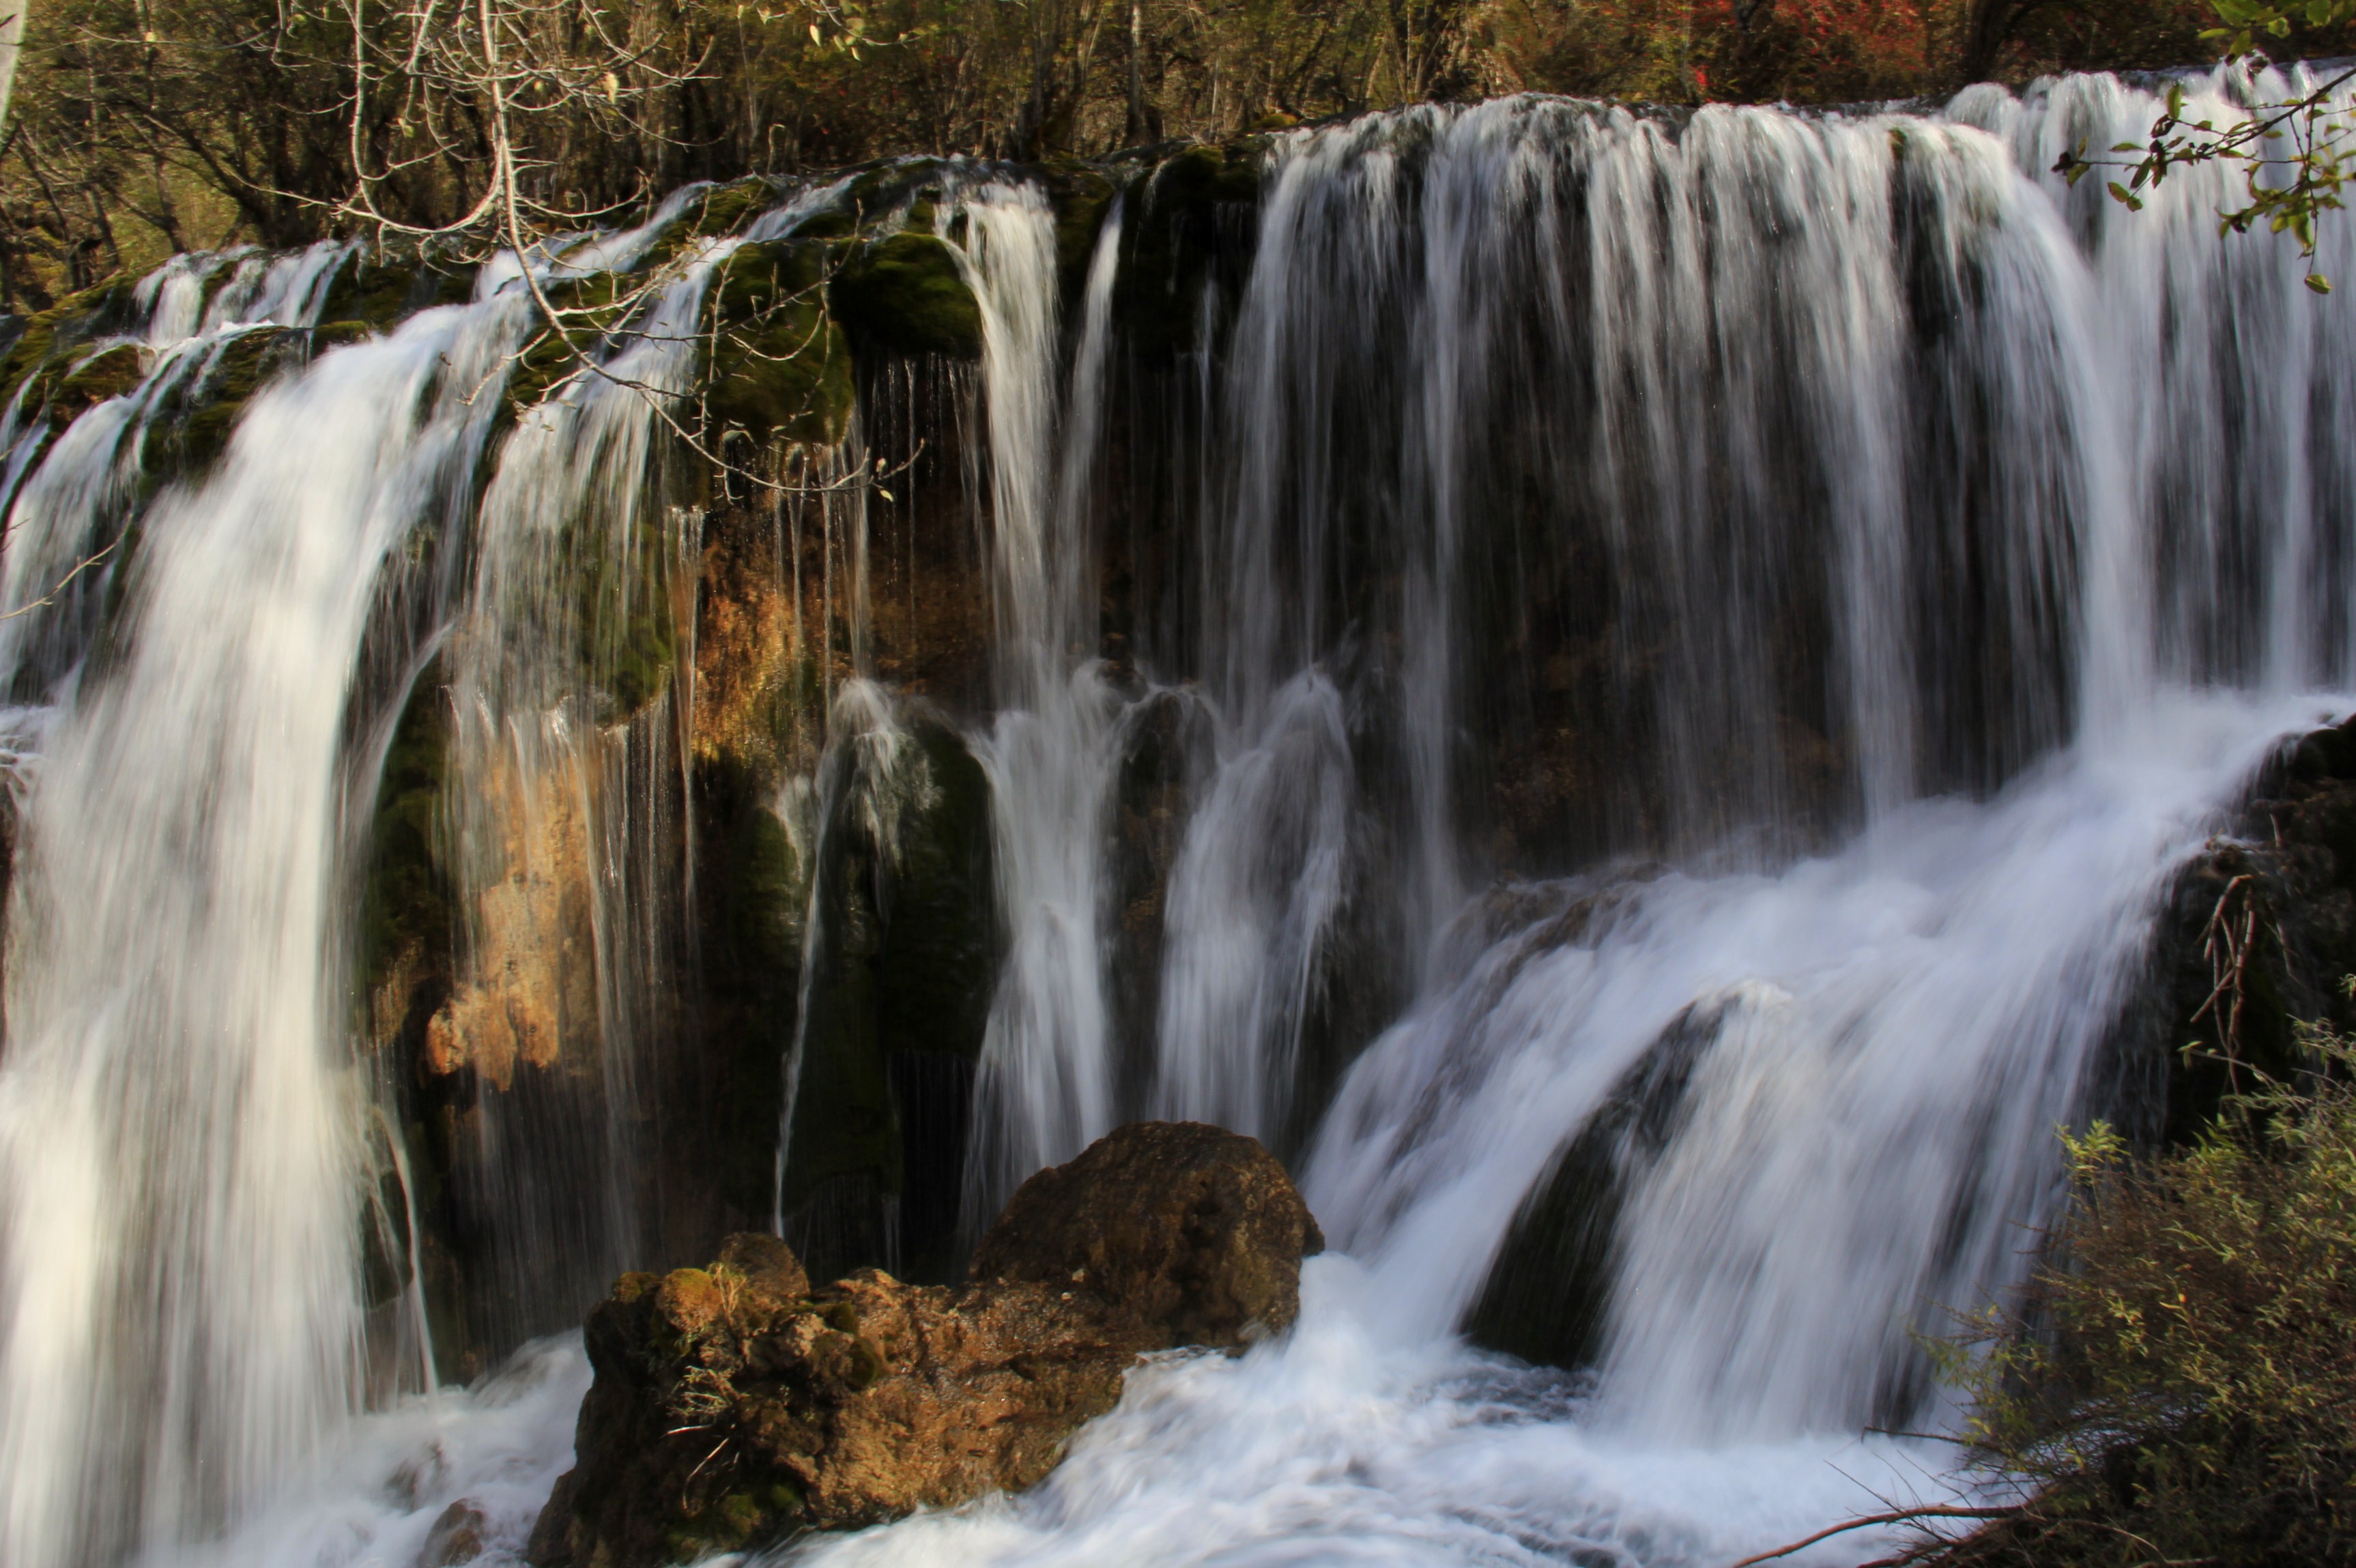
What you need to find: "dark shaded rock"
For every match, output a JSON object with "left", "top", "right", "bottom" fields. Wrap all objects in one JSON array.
[
  {"left": 528, "top": 1122, "right": 1321, "bottom": 1567},
  {"left": 777, "top": 716, "right": 1000, "bottom": 1283},
  {"left": 2122, "top": 712, "right": 2356, "bottom": 1147},
  {"left": 1114, "top": 141, "right": 1266, "bottom": 358},
  {"left": 1105, "top": 692, "right": 1212, "bottom": 1111},
  {"left": 1468, "top": 985, "right": 1716, "bottom": 1369},
  {"left": 829, "top": 231, "right": 982, "bottom": 360}
]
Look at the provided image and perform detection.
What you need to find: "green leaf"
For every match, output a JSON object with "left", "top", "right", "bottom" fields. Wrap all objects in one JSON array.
[
  {"left": 2109, "top": 181, "right": 2146, "bottom": 211},
  {"left": 2308, "top": 272, "right": 2333, "bottom": 293}
]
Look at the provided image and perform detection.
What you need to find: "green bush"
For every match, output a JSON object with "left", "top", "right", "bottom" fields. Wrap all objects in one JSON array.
[{"left": 1929, "top": 1006, "right": 2356, "bottom": 1566}]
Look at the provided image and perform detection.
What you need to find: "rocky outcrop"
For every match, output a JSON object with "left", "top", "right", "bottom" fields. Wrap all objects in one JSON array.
[
  {"left": 526, "top": 1121, "right": 1321, "bottom": 1568},
  {"left": 2127, "top": 712, "right": 2356, "bottom": 1146}
]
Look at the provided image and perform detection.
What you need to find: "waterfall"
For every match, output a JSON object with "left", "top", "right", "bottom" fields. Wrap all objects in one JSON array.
[
  {"left": 0, "top": 250, "right": 521, "bottom": 1568},
  {"left": 0, "top": 56, "right": 2350, "bottom": 1568},
  {"left": 957, "top": 183, "right": 1131, "bottom": 1230}
]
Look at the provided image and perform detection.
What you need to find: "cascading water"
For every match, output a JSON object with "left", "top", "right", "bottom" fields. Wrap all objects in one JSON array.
[
  {"left": 0, "top": 246, "right": 520, "bottom": 1568},
  {"left": 955, "top": 183, "right": 1131, "bottom": 1232},
  {"left": 0, "top": 56, "right": 2349, "bottom": 1568}
]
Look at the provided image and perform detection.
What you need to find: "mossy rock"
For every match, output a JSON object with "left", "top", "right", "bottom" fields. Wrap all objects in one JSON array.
[
  {"left": 641, "top": 177, "right": 780, "bottom": 271},
  {"left": 1151, "top": 140, "right": 1265, "bottom": 207},
  {"left": 311, "top": 319, "right": 377, "bottom": 352},
  {"left": 318, "top": 251, "right": 464, "bottom": 330},
  {"left": 0, "top": 277, "right": 140, "bottom": 416},
  {"left": 579, "top": 534, "right": 676, "bottom": 723},
  {"left": 317, "top": 251, "right": 407, "bottom": 326},
  {"left": 704, "top": 241, "right": 854, "bottom": 445},
  {"left": 1116, "top": 141, "right": 1266, "bottom": 357},
  {"left": 687, "top": 178, "right": 779, "bottom": 240},
  {"left": 1041, "top": 160, "right": 1120, "bottom": 305},
  {"left": 829, "top": 231, "right": 982, "bottom": 360},
  {"left": 169, "top": 326, "right": 312, "bottom": 474},
  {"left": 358, "top": 661, "right": 455, "bottom": 1005},
  {"left": 48, "top": 343, "right": 146, "bottom": 427},
  {"left": 779, "top": 721, "right": 1000, "bottom": 1223},
  {"left": 836, "top": 160, "right": 947, "bottom": 224}
]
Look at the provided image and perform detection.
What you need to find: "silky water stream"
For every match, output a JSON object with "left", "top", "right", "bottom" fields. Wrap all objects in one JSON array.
[{"left": 0, "top": 62, "right": 2351, "bottom": 1568}]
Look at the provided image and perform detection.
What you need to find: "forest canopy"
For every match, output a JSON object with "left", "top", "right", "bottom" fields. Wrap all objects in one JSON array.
[{"left": 0, "top": 0, "right": 2333, "bottom": 308}]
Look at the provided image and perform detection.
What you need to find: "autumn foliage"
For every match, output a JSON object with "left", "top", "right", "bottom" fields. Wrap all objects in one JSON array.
[{"left": 0, "top": 0, "right": 2339, "bottom": 306}]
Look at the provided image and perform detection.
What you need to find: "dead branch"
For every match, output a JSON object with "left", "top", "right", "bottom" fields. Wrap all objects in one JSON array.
[{"left": 1726, "top": 1505, "right": 2022, "bottom": 1568}]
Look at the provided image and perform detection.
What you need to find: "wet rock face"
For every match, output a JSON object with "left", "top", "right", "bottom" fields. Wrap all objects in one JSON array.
[
  {"left": 2127, "top": 713, "right": 2356, "bottom": 1146},
  {"left": 527, "top": 1122, "right": 1321, "bottom": 1567}
]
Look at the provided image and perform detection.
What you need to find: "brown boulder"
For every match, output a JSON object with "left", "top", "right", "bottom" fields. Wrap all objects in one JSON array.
[
  {"left": 969, "top": 1118, "right": 1324, "bottom": 1348},
  {"left": 527, "top": 1122, "right": 1321, "bottom": 1568}
]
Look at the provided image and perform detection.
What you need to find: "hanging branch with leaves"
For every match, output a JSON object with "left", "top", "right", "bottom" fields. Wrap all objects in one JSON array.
[{"left": 2054, "top": 0, "right": 2356, "bottom": 292}]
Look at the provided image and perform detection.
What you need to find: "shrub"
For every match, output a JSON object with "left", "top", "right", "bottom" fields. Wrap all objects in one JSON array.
[{"left": 1925, "top": 1008, "right": 2356, "bottom": 1567}]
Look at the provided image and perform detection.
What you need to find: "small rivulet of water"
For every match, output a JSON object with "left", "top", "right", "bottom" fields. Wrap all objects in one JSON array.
[{"left": 0, "top": 57, "right": 2351, "bottom": 1568}]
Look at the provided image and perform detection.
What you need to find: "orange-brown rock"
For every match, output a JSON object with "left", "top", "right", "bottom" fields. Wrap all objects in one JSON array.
[
  {"left": 968, "top": 1116, "right": 1324, "bottom": 1348},
  {"left": 526, "top": 1122, "right": 1321, "bottom": 1567}
]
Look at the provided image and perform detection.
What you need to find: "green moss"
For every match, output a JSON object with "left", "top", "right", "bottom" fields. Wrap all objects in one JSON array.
[
  {"left": 311, "top": 319, "right": 376, "bottom": 351},
  {"left": 48, "top": 343, "right": 145, "bottom": 426},
  {"left": 642, "top": 177, "right": 779, "bottom": 270},
  {"left": 873, "top": 722, "right": 998, "bottom": 1064},
  {"left": 704, "top": 241, "right": 855, "bottom": 445},
  {"left": 1116, "top": 141, "right": 1266, "bottom": 358},
  {"left": 778, "top": 723, "right": 999, "bottom": 1223},
  {"left": 829, "top": 231, "right": 982, "bottom": 360},
  {"left": 668, "top": 1477, "right": 803, "bottom": 1563},
  {"left": 580, "top": 533, "right": 676, "bottom": 723},
  {"left": 358, "top": 661, "right": 454, "bottom": 1003},
  {"left": 1044, "top": 160, "right": 1119, "bottom": 304},
  {"left": 502, "top": 330, "right": 575, "bottom": 416},
  {"left": 319, "top": 251, "right": 430, "bottom": 329},
  {"left": 169, "top": 326, "right": 311, "bottom": 474},
  {"left": 691, "top": 178, "right": 778, "bottom": 240},
  {"left": 837, "top": 160, "right": 945, "bottom": 223},
  {"left": 0, "top": 278, "right": 139, "bottom": 416}
]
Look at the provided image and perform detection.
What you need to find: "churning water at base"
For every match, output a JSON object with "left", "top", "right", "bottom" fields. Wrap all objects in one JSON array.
[{"left": 1, "top": 55, "right": 2354, "bottom": 1568}]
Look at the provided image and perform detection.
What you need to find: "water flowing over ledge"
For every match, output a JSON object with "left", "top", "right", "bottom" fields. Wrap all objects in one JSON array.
[{"left": 0, "top": 60, "right": 2348, "bottom": 1568}]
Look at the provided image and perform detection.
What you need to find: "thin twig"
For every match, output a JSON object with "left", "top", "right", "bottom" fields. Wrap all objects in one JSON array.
[{"left": 0, "top": 537, "right": 120, "bottom": 619}]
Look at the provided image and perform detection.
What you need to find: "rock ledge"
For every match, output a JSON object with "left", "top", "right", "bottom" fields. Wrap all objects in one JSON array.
[{"left": 528, "top": 1120, "right": 1321, "bottom": 1567}]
